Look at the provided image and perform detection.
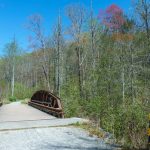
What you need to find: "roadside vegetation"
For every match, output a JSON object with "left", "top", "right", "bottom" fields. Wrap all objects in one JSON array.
[
  {"left": 0, "top": 0, "right": 149, "bottom": 149},
  {"left": 72, "top": 122, "right": 108, "bottom": 140}
]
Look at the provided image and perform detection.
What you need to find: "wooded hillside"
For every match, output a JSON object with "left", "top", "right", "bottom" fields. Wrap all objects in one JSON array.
[{"left": 0, "top": 1, "right": 150, "bottom": 149}]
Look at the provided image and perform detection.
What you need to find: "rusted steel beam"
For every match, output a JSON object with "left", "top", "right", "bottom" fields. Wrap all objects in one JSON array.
[
  {"left": 28, "top": 101, "right": 63, "bottom": 118},
  {"left": 28, "top": 90, "right": 64, "bottom": 118},
  {"left": 28, "top": 101, "right": 63, "bottom": 112}
]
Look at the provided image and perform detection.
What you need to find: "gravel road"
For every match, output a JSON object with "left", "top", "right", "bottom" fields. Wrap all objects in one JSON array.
[
  {"left": 0, "top": 127, "right": 114, "bottom": 150},
  {"left": 0, "top": 102, "right": 116, "bottom": 150}
]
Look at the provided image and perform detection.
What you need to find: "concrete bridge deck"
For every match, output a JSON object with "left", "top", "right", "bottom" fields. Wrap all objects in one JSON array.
[{"left": 0, "top": 101, "right": 55, "bottom": 122}]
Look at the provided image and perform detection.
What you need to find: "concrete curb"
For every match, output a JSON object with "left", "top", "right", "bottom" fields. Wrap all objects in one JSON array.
[{"left": 0, "top": 117, "right": 89, "bottom": 131}]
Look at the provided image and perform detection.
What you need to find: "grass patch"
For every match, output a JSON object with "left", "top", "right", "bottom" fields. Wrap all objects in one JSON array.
[
  {"left": 72, "top": 122, "right": 105, "bottom": 139},
  {"left": 0, "top": 98, "right": 29, "bottom": 105},
  {"left": 9, "top": 96, "right": 17, "bottom": 102},
  {"left": 1, "top": 98, "right": 11, "bottom": 104},
  {"left": 21, "top": 98, "right": 30, "bottom": 104}
]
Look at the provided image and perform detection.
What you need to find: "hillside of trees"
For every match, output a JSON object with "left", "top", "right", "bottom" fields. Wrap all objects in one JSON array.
[{"left": 0, "top": 0, "right": 150, "bottom": 149}]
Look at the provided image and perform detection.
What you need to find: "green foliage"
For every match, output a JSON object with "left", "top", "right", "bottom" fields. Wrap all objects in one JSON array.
[
  {"left": 96, "top": 101, "right": 147, "bottom": 149},
  {"left": 14, "top": 83, "right": 36, "bottom": 99},
  {"left": 61, "top": 80, "right": 81, "bottom": 117},
  {"left": 9, "top": 96, "right": 17, "bottom": 102},
  {"left": 0, "top": 3, "right": 149, "bottom": 149},
  {"left": 123, "top": 102, "right": 147, "bottom": 149}
]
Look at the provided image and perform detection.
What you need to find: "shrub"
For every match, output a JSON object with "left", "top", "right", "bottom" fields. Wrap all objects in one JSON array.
[
  {"left": 61, "top": 80, "right": 81, "bottom": 117},
  {"left": 14, "top": 83, "right": 37, "bottom": 99},
  {"left": 9, "top": 96, "right": 17, "bottom": 102}
]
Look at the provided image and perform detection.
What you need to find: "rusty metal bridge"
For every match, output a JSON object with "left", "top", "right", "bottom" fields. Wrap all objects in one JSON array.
[{"left": 28, "top": 90, "right": 64, "bottom": 118}]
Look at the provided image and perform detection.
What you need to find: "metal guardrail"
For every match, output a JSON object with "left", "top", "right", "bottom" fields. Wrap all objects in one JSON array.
[{"left": 28, "top": 90, "right": 64, "bottom": 118}]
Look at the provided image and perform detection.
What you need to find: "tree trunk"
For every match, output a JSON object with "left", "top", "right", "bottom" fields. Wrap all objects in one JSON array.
[
  {"left": 11, "top": 65, "right": 15, "bottom": 97},
  {"left": 76, "top": 47, "right": 83, "bottom": 98}
]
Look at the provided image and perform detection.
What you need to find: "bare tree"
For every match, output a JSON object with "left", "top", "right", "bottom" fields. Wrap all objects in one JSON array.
[
  {"left": 89, "top": 0, "right": 100, "bottom": 97},
  {"left": 4, "top": 38, "right": 19, "bottom": 96},
  {"left": 52, "top": 13, "right": 64, "bottom": 96},
  {"left": 90, "top": 0, "right": 97, "bottom": 69},
  {"left": 135, "top": 0, "right": 150, "bottom": 40},
  {"left": 27, "top": 14, "right": 50, "bottom": 90},
  {"left": 66, "top": 3, "right": 87, "bottom": 98}
]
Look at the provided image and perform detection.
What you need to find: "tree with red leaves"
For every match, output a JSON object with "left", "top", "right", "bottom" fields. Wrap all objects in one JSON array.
[{"left": 98, "top": 4, "right": 125, "bottom": 31}]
